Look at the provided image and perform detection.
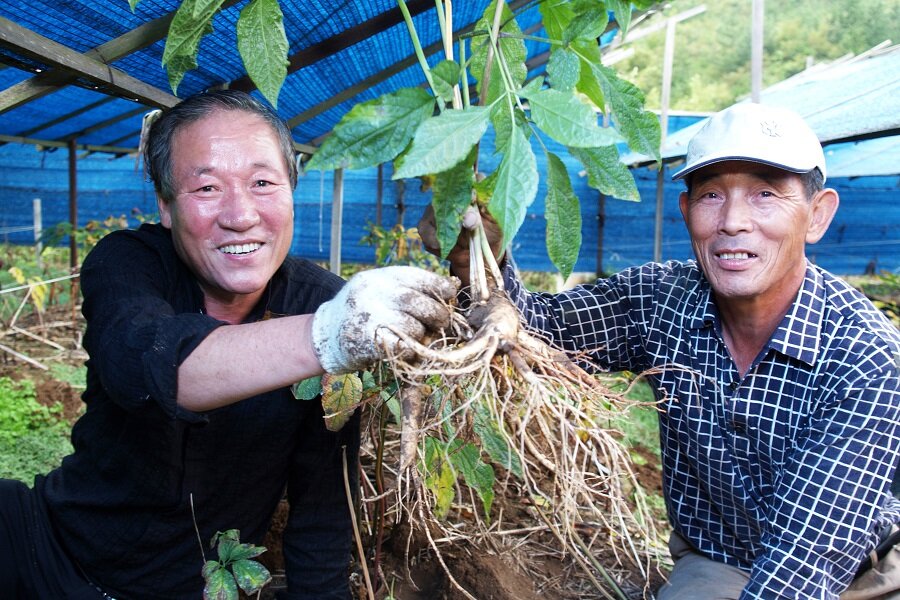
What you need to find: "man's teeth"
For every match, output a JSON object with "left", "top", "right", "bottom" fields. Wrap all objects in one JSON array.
[
  {"left": 719, "top": 252, "right": 751, "bottom": 260},
  {"left": 220, "top": 243, "right": 261, "bottom": 255}
]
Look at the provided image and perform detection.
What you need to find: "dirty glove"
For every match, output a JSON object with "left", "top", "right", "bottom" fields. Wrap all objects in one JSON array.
[{"left": 311, "top": 266, "right": 458, "bottom": 373}]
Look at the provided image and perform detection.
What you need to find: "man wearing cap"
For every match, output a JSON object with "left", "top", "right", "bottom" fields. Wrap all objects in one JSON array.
[{"left": 418, "top": 102, "right": 900, "bottom": 598}]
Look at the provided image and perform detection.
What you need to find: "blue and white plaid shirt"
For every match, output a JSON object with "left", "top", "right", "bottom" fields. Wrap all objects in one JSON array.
[{"left": 503, "top": 259, "right": 900, "bottom": 599}]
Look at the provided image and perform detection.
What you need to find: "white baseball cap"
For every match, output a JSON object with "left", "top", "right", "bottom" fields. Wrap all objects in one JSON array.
[{"left": 672, "top": 103, "right": 827, "bottom": 182}]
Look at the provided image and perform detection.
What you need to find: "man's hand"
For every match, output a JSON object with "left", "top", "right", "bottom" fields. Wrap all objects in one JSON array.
[
  {"left": 417, "top": 205, "right": 504, "bottom": 289},
  {"left": 311, "top": 266, "right": 459, "bottom": 373}
]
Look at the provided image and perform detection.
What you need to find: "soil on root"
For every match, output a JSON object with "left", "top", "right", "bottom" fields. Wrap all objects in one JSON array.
[{"left": 4, "top": 307, "right": 672, "bottom": 600}]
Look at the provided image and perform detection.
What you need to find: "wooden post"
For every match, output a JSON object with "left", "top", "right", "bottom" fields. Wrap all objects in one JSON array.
[
  {"left": 68, "top": 139, "right": 78, "bottom": 270},
  {"left": 330, "top": 168, "right": 344, "bottom": 275},
  {"left": 375, "top": 163, "right": 383, "bottom": 228},
  {"left": 653, "top": 19, "right": 676, "bottom": 263},
  {"left": 751, "top": 0, "right": 764, "bottom": 103}
]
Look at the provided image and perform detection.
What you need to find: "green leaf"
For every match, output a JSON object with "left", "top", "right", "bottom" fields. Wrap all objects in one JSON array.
[
  {"left": 217, "top": 537, "right": 240, "bottom": 563},
  {"left": 162, "top": 0, "right": 224, "bottom": 95},
  {"left": 431, "top": 60, "right": 461, "bottom": 105},
  {"left": 606, "top": 0, "right": 634, "bottom": 37},
  {"left": 490, "top": 99, "right": 529, "bottom": 156},
  {"left": 422, "top": 437, "right": 456, "bottom": 519},
  {"left": 306, "top": 88, "right": 435, "bottom": 172},
  {"left": 128, "top": 0, "right": 141, "bottom": 11},
  {"left": 232, "top": 559, "right": 272, "bottom": 594},
  {"left": 562, "top": 6, "right": 608, "bottom": 44},
  {"left": 321, "top": 373, "right": 363, "bottom": 432},
  {"left": 469, "top": 1, "right": 527, "bottom": 104},
  {"left": 547, "top": 48, "right": 580, "bottom": 91},
  {"left": 488, "top": 124, "right": 537, "bottom": 251},
  {"left": 237, "top": 0, "right": 288, "bottom": 108},
  {"left": 538, "top": 0, "right": 575, "bottom": 41},
  {"left": 291, "top": 376, "right": 322, "bottom": 401},
  {"left": 202, "top": 564, "right": 238, "bottom": 600},
  {"left": 392, "top": 106, "right": 490, "bottom": 180},
  {"left": 473, "top": 399, "right": 522, "bottom": 478},
  {"left": 544, "top": 152, "right": 582, "bottom": 279},
  {"left": 521, "top": 88, "right": 622, "bottom": 148},
  {"left": 447, "top": 439, "right": 495, "bottom": 520},
  {"left": 432, "top": 148, "right": 476, "bottom": 260},
  {"left": 581, "top": 58, "right": 661, "bottom": 160},
  {"left": 569, "top": 145, "right": 641, "bottom": 201}
]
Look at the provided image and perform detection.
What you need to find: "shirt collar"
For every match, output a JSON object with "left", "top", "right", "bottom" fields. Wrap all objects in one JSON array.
[
  {"left": 688, "top": 262, "right": 825, "bottom": 366},
  {"left": 766, "top": 263, "right": 824, "bottom": 366}
]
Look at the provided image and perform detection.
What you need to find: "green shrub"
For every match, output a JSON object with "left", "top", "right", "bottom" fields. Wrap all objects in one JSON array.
[{"left": 0, "top": 377, "right": 72, "bottom": 484}]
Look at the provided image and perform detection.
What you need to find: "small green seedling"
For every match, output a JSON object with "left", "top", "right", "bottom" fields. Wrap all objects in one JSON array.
[{"left": 201, "top": 529, "right": 272, "bottom": 600}]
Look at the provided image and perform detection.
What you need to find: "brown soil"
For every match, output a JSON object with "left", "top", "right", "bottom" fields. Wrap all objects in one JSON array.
[{"left": 3, "top": 306, "right": 670, "bottom": 600}]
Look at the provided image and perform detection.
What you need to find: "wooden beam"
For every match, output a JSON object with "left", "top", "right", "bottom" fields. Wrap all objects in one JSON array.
[
  {"left": 0, "top": 0, "right": 242, "bottom": 115},
  {"left": 0, "top": 17, "right": 179, "bottom": 109},
  {"left": 0, "top": 133, "right": 135, "bottom": 155}
]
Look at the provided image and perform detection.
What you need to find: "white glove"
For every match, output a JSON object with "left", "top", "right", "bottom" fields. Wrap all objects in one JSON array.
[{"left": 311, "top": 266, "right": 458, "bottom": 373}]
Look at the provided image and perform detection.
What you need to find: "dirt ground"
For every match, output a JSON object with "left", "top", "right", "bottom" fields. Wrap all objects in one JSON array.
[{"left": 1, "top": 306, "right": 670, "bottom": 600}]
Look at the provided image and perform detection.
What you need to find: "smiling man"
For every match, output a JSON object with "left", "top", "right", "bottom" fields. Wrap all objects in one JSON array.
[
  {"left": 419, "top": 103, "right": 900, "bottom": 599},
  {"left": 0, "top": 90, "right": 457, "bottom": 599}
]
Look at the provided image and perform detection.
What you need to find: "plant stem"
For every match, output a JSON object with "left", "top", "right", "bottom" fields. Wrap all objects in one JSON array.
[
  {"left": 478, "top": 0, "right": 506, "bottom": 107},
  {"left": 397, "top": 0, "right": 441, "bottom": 110},
  {"left": 343, "top": 446, "right": 375, "bottom": 600}
]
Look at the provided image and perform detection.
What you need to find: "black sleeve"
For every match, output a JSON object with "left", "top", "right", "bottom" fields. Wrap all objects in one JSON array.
[{"left": 80, "top": 228, "right": 225, "bottom": 422}]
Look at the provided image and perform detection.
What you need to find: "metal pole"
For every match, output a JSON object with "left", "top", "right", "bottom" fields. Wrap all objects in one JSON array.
[
  {"left": 33, "top": 198, "right": 42, "bottom": 270},
  {"left": 330, "top": 168, "right": 344, "bottom": 275}
]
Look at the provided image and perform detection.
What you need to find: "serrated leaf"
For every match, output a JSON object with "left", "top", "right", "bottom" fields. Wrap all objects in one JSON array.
[
  {"left": 306, "top": 88, "right": 435, "bottom": 172},
  {"left": 473, "top": 400, "right": 522, "bottom": 478},
  {"left": 162, "top": 0, "right": 224, "bottom": 95},
  {"left": 203, "top": 565, "right": 238, "bottom": 600},
  {"left": 522, "top": 88, "right": 623, "bottom": 148},
  {"left": 422, "top": 437, "right": 455, "bottom": 519},
  {"left": 606, "top": 0, "right": 633, "bottom": 37},
  {"left": 447, "top": 439, "right": 495, "bottom": 520},
  {"left": 393, "top": 106, "right": 490, "bottom": 180},
  {"left": 217, "top": 538, "right": 240, "bottom": 563},
  {"left": 321, "top": 373, "right": 362, "bottom": 431},
  {"left": 491, "top": 100, "right": 529, "bottom": 156},
  {"left": 291, "top": 376, "right": 322, "bottom": 401},
  {"left": 432, "top": 148, "right": 476, "bottom": 260},
  {"left": 237, "top": 0, "right": 288, "bottom": 108},
  {"left": 225, "top": 542, "right": 266, "bottom": 563},
  {"left": 232, "top": 559, "right": 272, "bottom": 594},
  {"left": 547, "top": 48, "right": 580, "bottom": 91},
  {"left": 431, "top": 60, "right": 461, "bottom": 105},
  {"left": 469, "top": 1, "right": 526, "bottom": 104},
  {"left": 582, "top": 60, "right": 661, "bottom": 160},
  {"left": 538, "top": 0, "right": 575, "bottom": 40},
  {"left": 202, "top": 560, "right": 223, "bottom": 581},
  {"left": 488, "top": 124, "right": 537, "bottom": 250},
  {"left": 569, "top": 145, "right": 640, "bottom": 201},
  {"left": 545, "top": 152, "right": 582, "bottom": 279},
  {"left": 562, "top": 6, "right": 608, "bottom": 44}
]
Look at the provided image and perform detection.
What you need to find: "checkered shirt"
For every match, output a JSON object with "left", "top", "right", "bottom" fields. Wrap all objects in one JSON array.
[{"left": 503, "top": 259, "right": 900, "bottom": 599}]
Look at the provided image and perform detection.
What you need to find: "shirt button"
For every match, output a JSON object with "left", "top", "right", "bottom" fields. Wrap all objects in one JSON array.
[{"left": 729, "top": 381, "right": 739, "bottom": 391}]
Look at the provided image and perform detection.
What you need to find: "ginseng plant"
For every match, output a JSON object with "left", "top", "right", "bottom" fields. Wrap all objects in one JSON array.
[
  {"left": 303, "top": 2, "right": 665, "bottom": 597},
  {"left": 157, "top": 0, "right": 665, "bottom": 596}
]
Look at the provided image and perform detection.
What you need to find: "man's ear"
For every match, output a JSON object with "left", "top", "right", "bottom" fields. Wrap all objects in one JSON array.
[
  {"left": 806, "top": 188, "right": 839, "bottom": 244},
  {"left": 678, "top": 190, "right": 690, "bottom": 222},
  {"left": 157, "top": 196, "right": 172, "bottom": 229}
]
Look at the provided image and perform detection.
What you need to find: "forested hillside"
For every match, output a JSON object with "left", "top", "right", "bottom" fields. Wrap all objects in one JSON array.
[{"left": 618, "top": 0, "right": 899, "bottom": 111}]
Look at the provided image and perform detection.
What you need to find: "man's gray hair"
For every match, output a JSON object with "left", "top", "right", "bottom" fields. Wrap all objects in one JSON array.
[{"left": 144, "top": 90, "right": 298, "bottom": 203}]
